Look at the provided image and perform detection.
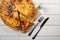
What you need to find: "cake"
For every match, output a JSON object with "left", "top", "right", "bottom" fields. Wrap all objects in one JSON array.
[{"left": 0, "top": 0, "right": 37, "bottom": 32}]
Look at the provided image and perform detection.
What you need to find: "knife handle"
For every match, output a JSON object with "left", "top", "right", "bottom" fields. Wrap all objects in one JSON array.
[{"left": 32, "top": 28, "right": 40, "bottom": 39}]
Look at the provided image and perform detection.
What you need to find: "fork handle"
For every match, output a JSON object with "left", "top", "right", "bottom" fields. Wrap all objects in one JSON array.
[{"left": 28, "top": 23, "right": 39, "bottom": 36}]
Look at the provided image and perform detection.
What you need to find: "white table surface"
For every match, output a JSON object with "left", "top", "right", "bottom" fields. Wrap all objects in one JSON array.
[{"left": 0, "top": 0, "right": 60, "bottom": 40}]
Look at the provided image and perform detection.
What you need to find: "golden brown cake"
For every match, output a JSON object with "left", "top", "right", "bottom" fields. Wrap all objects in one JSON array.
[{"left": 0, "top": 0, "right": 37, "bottom": 32}]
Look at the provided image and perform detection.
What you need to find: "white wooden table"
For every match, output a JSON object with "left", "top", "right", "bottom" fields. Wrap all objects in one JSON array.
[{"left": 0, "top": 0, "right": 60, "bottom": 40}]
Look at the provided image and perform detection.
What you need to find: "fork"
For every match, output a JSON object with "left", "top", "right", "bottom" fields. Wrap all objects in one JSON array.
[{"left": 28, "top": 16, "right": 44, "bottom": 36}]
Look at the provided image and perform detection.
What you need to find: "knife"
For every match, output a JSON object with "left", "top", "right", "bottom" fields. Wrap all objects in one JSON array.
[{"left": 32, "top": 17, "right": 49, "bottom": 39}]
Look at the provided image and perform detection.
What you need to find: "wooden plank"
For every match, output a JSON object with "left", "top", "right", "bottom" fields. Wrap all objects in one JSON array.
[
  {"left": 34, "top": 15, "right": 60, "bottom": 26},
  {"left": 42, "top": 15, "right": 60, "bottom": 26},
  {"left": 0, "top": 26, "right": 60, "bottom": 36},
  {"left": 40, "top": 5, "right": 60, "bottom": 15},
  {"left": 34, "top": 4, "right": 60, "bottom": 15},
  {"left": 33, "top": 0, "right": 60, "bottom": 4},
  {"left": 0, "top": 37, "right": 60, "bottom": 40}
]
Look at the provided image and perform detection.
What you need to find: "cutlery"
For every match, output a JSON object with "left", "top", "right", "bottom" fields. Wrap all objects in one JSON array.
[
  {"left": 32, "top": 17, "right": 49, "bottom": 39},
  {"left": 28, "top": 16, "right": 44, "bottom": 36}
]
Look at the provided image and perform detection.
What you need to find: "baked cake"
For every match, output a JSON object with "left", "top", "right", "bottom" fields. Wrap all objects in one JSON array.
[{"left": 0, "top": 0, "right": 37, "bottom": 32}]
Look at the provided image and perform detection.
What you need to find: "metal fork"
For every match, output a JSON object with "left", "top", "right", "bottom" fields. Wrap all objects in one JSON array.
[{"left": 28, "top": 16, "right": 44, "bottom": 36}]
